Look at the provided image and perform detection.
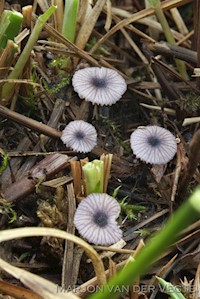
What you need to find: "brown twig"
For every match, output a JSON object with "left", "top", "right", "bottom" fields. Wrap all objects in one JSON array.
[
  {"left": 147, "top": 41, "right": 197, "bottom": 64},
  {"left": 0, "top": 104, "right": 61, "bottom": 139},
  {"left": 0, "top": 280, "right": 43, "bottom": 299},
  {"left": 3, "top": 153, "right": 72, "bottom": 202},
  {"left": 6, "top": 150, "right": 73, "bottom": 157}
]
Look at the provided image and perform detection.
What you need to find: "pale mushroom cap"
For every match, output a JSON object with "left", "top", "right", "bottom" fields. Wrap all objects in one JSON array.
[
  {"left": 74, "top": 193, "right": 122, "bottom": 245},
  {"left": 130, "top": 126, "right": 177, "bottom": 165},
  {"left": 72, "top": 67, "right": 127, "bottom": 106},
  {"left": 61, "top": 120, "right": 97, "bottom": 153}
]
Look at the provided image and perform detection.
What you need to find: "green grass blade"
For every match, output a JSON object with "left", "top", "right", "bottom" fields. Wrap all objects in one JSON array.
[
  {"left": 156, "top": 276, "right": 186, "bottom": 299},
  {"left": 0, "top": 10, "right": 23, "bottom": 49},
  {"left": 62, "top": 0, "right": 79, "bottom": 42},
  {"left": 1, "top": 6, "right": 57, "bottom": 104}
]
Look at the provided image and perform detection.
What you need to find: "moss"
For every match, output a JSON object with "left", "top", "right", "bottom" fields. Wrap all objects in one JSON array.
[{"left": 176, "top": 92, "right": 200, "bottom": 113}]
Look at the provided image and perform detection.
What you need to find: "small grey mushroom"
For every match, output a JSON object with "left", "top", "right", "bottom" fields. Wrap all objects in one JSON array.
[
  {"left": 72, "top": 67, "right": 127, "bottom": 106},
  {"left": 74, "top": 193, "right": 122, "bottom": 245},
  {"left": 61, "top": 120, "right": 97, "bottom": 153},
  {"left": 130, "top": 126, "right": 177, "bottom": 165}
]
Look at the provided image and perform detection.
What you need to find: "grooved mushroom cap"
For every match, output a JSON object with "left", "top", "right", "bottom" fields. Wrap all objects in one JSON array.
[
  {"left": 74, "top": 193, "right": 122, "bottom": 245},
  {"left": 61, "top": 120, "right": 97, "bottom": 153},
  {"left": 130, "top": 126, "right": 177, "bottom": 165},
  {"left": 72, "top": 67, "right": 127, "bottom": 106}
]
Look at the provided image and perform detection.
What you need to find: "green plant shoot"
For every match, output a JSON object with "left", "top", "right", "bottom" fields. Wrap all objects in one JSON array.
[
  {"left": 0, "top": 10, "right": 23, "bottom": 49},
  {"left": 120, "top": 197, "right": 146, "bottom": 220},
  {"left": 83, "top": 160, "right": 104, "bottom": 195},
  {"left": 156, "top": 276, "right": 186, "bottom": 299},
  {"left": 62, "top": 0, "right": 79, "bottom": 42}
]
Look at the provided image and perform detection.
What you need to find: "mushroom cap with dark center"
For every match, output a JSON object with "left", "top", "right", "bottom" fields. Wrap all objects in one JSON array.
[
  {"left": 72, "top": 67, "right": 127, "bottom": 106},
  {"left": 61, "top": 120, "right": 97, "bottom": 153},
  {"left": 74, "top": 193, "right": 122, "bottom": 245},
  {"left": 91, "top": 77, "right": 107, "bottom": 88},
  {"left": 93, "top": 211, "right": 108, "bottom": 227},
  {"left": 147, "top": 135, "right": 161, "bottom": 147},
  {"left": 130, "top": 125, "right": 177, "bottom": 165},
  {"left": 75, "top": 131, "right": 85, "bottom": 140}
]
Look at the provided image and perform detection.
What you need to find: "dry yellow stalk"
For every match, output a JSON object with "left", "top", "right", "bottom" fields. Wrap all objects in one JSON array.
[
  {"left": 100, "top": 153, "right": 113, "bottom": 193},
  {"left": 104, "top": 0, "right": 112, "bottom": 32},
  {"left": 70, "top": 160, "right": 85, "bottom": 201},
  {"left": 90, "top": 0, "right": 192, "bottom": 54},
  {"left": 75, "top": 0, "right": 107, "bottom": 52}
]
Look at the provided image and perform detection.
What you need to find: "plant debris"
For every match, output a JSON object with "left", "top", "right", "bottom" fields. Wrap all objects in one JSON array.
[{"left": 0, "top": 1, "right": 199, "bottom": 299}]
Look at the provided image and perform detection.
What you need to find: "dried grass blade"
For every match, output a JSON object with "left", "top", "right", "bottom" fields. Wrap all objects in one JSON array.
[
  {"left": 43, "top": 21, "right": 100, "bottom": 66},
  {"left": 120, "top": 27, "right": 148, "bottom": 64},
  {"left": 104, "top": 0, "right": 112, "bottom": 32},
  {"left": 140, "top": 103, "right": 176, "bottom": 115},
  {"left": 100, "top": 153, "right": 113, "bottom": 193},
  {"left": 75, "top": 0, "right": 107, "bottom": 51},
  {"left": 193, "top": 261, "right": 200, "bottom": 299},
  {"left": 108, "top": 258, "right": 117, "bottom": 279},
  {"left": 70, "top": 160, "right": 84, "bottom": 199},
  {"left": 111, "top": 7, "right": 184, "bottom": 42},
  {"left": 90, "top": 0, "right": 192, "bottom": 54},
  {"left": 0, "top": 258, "right": 79, "bottom": 299},
  {"left": 42, "top": 176, "right": 73, "bottom": 188},
  {"left": 0, "top": 227, "right": 106, "bottom": 285},
  {"left": 170, "top": 7, "right": 188, "bottom": 35},
  {"left": 70, "top": 158, "right": 89, "bottom": 201},
  {"left": 37, "top": 0, "right": 50, "bottom": 13}
]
